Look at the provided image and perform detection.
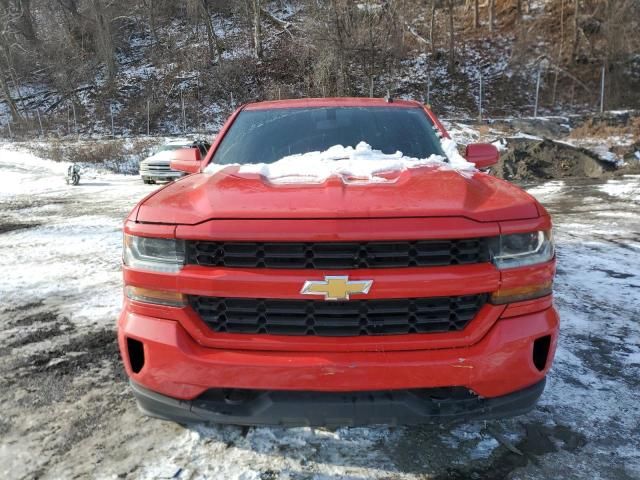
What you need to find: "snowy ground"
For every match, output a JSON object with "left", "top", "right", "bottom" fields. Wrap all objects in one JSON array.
[{"left": 0, "top": 145, "right": 639, "bottom": 479}]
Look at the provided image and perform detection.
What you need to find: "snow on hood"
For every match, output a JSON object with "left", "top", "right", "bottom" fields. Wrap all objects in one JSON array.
[
  {"left": 204, "top": 139, "right": 475, "bottom": 184},
  {"left": 143, "top": 150, "right": 182, "bottom": 163}
]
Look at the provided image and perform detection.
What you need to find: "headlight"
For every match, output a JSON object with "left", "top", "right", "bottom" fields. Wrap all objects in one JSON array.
[
  {"left": 490, "top": 230, "right": 554, "bottom": 269},
  {"left": 123, "top": 234, "right": 185, "bottom": 272}
]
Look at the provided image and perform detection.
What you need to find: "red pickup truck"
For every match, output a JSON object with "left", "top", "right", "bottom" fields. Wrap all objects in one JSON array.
[{"left": 118, "top": 98, "right": 558, "bottom": 426}]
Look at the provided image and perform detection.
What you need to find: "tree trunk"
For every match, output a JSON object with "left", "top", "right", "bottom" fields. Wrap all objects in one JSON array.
[
  {"left": 14, "top": 0, "right": 38, "bottom": 43},
  {"left": 429, "top": 0, "right": 436, "bottom": 54},
  {"left": 201, "top": 0, "right": 223, "bottom": 63},
  {"left": 56, "top": 0, "right": 84, "bottom": 47},
  {"left": 552, "top": 0, "right": 565, "bottom": 105},
  {"left": 489, "top": 0, "right": 496, "bottom": 32},
  {"left": 253, "top": 0, "right": 262, "bottom": 59},
  {"left": 148, "top": 0, "right": 157, "bottom": 50},
  {"left": 474, "top": 0, "right": 479, "bottom": 29},
  {"left": 448, "top": 0, "right": 455, "bottom": 73},
  {"left": 91, "top": 0, "right": 117, "bottom": 80},
  {"left": 330, "top": 0, "right": 348, "bottom": 95},
  {"left": 56, "top": 0, "right": 80, "bottom": 17},
  {"left": 572, "top": 0, "right": 579, "bottom": 60},
  {"left": 0, "top": 72, "right": 22, "bottom": 122}
]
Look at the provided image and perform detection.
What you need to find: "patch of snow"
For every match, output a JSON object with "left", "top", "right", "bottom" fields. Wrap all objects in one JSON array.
[
  {"left": 442, "top": 121, "right": 481, "bottom": 145},
  {"left": 526, "top": 180, "right": 566, "bottom": 200},
  {"left": 0, "top": 145, "right": 155, "bottom": 325},
  {"left": 623, "top": 352, "right": 640, "bottom": 365},
  {"left": 510, "top": 132, "right": 543, "bottom": 141},
  {"left": 492, "top": 138, "right": 508, "bottom": 151},
  {"left": 585, "top": 145, "right": 622, "bottom": 165},
  {"left": 598, "top": 180, "right": 640, "bottom": 202},
  {"left": 356, "top": 2, "right": 383, "bottom": 12},
  {"left": 205, "top": 141, "right": 475, "bottom": 184}
]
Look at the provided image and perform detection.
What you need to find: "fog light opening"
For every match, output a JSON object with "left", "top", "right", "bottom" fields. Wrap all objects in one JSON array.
[
  {"left": 126, "top": 337, "right": 145, "bottom": 374},
  {"left": 533, "top": 335, "right": 551, "bottom": 371}
]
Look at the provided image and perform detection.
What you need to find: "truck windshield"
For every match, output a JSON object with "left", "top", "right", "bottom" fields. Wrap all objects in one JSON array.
[
  {"left": 211, "top": 107, "right": 446, "bottom": 165},
  {"left": 154, "top": 144, "right": 191, "bottom": 154}
]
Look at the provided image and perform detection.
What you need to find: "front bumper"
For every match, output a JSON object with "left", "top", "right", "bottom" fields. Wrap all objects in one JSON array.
[
  {"left": 131, "top": 377, "right": 546, "bottom": 427},
  {"left": 139, "top": 170, "right": 183, "bottom": 180},
  {"left": 118, "top": 300, "right": 558, "bottom": 424}
]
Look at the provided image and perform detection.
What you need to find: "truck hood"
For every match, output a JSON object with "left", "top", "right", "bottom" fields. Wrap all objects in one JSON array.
[
  {"left": 136, "top": 166, "right": 539, "bottom": 224},
  {"left": 141, "top": 151, "right": 178, "bottom": 165}
]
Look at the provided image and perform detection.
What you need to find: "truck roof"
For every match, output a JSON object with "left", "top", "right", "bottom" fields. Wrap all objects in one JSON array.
[{"left": 243, "top": 97, "right": 425, "bottom": 110}]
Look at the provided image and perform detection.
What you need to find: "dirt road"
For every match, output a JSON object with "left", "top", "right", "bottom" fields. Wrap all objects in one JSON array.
[{"left": 1, "top": 147, "right": 639, "bottom": 479}]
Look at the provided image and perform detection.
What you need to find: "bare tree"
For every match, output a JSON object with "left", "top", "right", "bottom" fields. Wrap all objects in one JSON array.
[
  {"left": 429, "top": 0, "right": 436, "bottom": 54},
  {"left": 489, "top": 0, "right": 496, "bottom": 32},
  {"left": 200, "top": 0, "right": 223, "bottom": 63},
  {"left": 144, "top": 0, "right": 157, "bottom": 49},
  {"left": 91, "top": 0, "right": 116, "bottom": 80},
  {"left": 0, "top": 2, "right": 30, "bottom": 122},
  {"left": 0, "top": 0, "right": 38, "bottom": 43},
  {"left": 474, "top": 0, "right": 479, "bottom": 29},
  {"left": 601, "top": 0, "right": 638, "bottom": 108},
  {"left": 465, "top": 0, "right": 479, "bottom": 29},
  {"left": 0, "top": 44, "right": 23, "bottom": 122},
  {"left": 447, "top": 0, "right": 454, "bottom": 73},
  {"left": 252, "top": 0, "right": 261, "bottom": 59},
  {"left": 552, "top": 0, "right": 565, "bottom": 105},
  {"left": 572, "top": 0, "right": 579, "bottom": 59},
  {"left": 55, "top": 0, "right": 86, "bottom": 47}
]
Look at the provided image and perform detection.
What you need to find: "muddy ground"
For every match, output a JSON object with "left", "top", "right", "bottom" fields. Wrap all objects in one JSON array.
[
  {"left": 494, "top": 138, "right": 619, "bottom": 181},
  {"left": 0, "top": 148, "right": 639, "bottom": 479}
]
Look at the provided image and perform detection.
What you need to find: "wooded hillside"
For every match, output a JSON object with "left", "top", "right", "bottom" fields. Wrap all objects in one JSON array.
[{"left": 1, "top": 0, "right": 638, "bottom": 136}]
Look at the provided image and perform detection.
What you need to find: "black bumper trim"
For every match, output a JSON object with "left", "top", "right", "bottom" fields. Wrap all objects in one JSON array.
[{"left": 130, "top": 378, "right": 546, "bottom": 427}]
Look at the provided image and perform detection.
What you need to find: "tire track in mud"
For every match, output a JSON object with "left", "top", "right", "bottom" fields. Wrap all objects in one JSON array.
[{"left": 0, "top": 303, "right": 130, "bottom": 474}]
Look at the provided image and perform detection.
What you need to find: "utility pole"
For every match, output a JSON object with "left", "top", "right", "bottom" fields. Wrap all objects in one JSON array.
[
  {"left": 478, "top": 71, "right": 483, "bottom": 121},
  {"left": 599, "top": 65, "right": 605, "bottom": 113},
  {"left": 110, "top": 103, "right": 115, "bottom": 137},
  {"left": 534, "top": 67, "right": 542, "bottom": 118},
  {"left": 180, "top": 88, "right": 186, "bottom": 133},
  {"left": 36, "top": 108, "right": 44, "bottom": 137},
  {"left": 426, "top": 72, "right": 431, "bottom": 106},
  {"left": 72, "top": 103, "right": 78, "bottom": 138}
]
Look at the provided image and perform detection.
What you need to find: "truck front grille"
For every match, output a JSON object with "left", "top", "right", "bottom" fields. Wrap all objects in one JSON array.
[
  {"left": 140, "top": 163, "right": 172, "bottom": 172},
  {"left": 186, "top": 239, "right": 490, "bottom": 269},
  {"left": 190, "top": 294, "right": 487, "bottom": 336}
]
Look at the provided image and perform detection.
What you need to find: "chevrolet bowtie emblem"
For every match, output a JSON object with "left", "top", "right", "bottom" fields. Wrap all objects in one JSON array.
[{"left": 300, "top": 276, "right": 373, "bottom": 301}]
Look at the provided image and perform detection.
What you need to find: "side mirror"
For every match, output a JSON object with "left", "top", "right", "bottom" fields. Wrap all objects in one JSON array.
[
  {"left": 465, "top": 143, "right": 499, "bottom": 169},
  {"left": 170, "top": 148, "right": 202, "bottom": 174}
]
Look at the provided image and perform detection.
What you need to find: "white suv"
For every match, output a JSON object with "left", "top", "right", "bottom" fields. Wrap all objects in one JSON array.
[{"left": 140, "top": 140, "right": 210, "bottom": 184}]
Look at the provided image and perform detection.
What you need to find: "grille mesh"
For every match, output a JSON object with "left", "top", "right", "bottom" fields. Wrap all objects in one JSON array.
[
  {"left": 190, "top": 294, "right": 487, "bottom": 336},
  {"left": 186, "top": 239, "right": 489, "bottom": 269}
]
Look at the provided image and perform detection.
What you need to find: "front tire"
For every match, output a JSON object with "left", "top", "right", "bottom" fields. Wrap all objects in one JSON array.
[{"left": 71, "top": 174, "right": 80, "bottom": 186}]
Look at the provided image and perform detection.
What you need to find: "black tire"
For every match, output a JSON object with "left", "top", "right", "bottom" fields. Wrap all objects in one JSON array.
[{"left": 71, "top": 174, "right": 80, "bottom": 186}]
